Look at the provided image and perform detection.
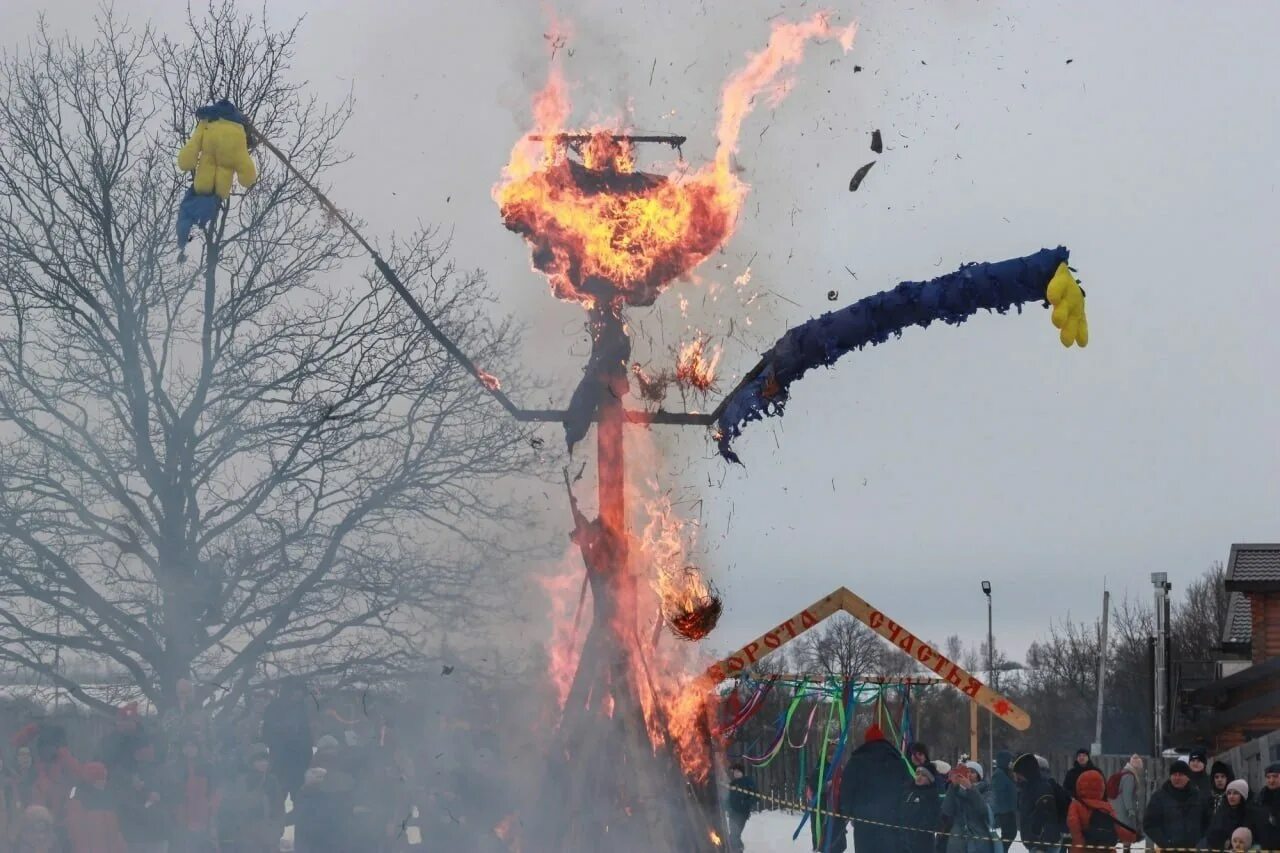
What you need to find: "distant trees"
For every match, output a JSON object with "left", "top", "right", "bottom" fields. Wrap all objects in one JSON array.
[{"left": 723, "top": 562, "right": 1232, "bottom": 762}]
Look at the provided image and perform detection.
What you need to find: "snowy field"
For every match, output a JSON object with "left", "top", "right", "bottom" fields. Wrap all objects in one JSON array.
[{"left": 741, "top": 810, "right": 1148, "bottom": 852}]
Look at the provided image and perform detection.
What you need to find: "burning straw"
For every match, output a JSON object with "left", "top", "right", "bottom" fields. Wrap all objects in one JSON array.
[{"left": 662, "top": 567, "right": 723, "bottom": 641}]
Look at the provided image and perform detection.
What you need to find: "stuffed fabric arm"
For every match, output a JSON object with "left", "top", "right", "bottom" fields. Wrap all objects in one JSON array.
[{"left": 178, "top": 121, "right": 206, "bottom": 173}]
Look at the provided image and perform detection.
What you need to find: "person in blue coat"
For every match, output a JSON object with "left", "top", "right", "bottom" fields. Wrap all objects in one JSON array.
[{"left": 991, "top": 750, "right": 1018, "bottom": 849}]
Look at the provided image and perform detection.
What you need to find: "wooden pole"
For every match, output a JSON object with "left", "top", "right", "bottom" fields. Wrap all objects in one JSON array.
[
  {"left": 1093, "top": 587, "right": 1111, "bottom": 755},
  {"left": 970, "top": 699, "right": 979, "bottom": 762}
]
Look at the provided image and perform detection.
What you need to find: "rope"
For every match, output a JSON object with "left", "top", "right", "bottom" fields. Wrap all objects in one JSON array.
[
  {"left": 730, "top": 784, "right": 1246, "bottom": 852},
  {"left": 240, "top": 119, "right": 523, "bottom": 419}
]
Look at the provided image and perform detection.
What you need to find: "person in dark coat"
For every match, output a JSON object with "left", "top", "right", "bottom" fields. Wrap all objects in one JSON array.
[
  {"left": 219, "top": 744, "right": 285, "bottom": 853},
  {"left": 838, "top": 724, "right": 911, "bottom": 853},
  {"left": 725, "top": 763, "right": 756, "bottom": 853},
  {"left": 1255, "top": 763, "right": 1280, "bottom": 851},
  {"left": 1206, "top": 779, "right": 1257, "bottom": 850},
  {"left": 117, "top": 770, "right": 171, "bottom": 853},
  {"left": 1143, "top": 759, "right": 1209, "bottom": 851},
  {"left": 1012, "top": 752, "right": 1065, "bottom": 850},
  {"left": 991, "top": 750, "right": 1018, "bottom": 848},
  {"left": 1186, "top": 748, "right": 1217, "bottom": 819},
  {"left": 1210, "top": 760, "right": 1235, "bottom": 817},
  {"left": 1062, "top": 748, "right": 1094, "bottom": 798},
  {"left": 261, "top": 681, "right": 313, "bottom": 800},
  {"left": 899, "top": 762, "right": 942, "bottom": 853},
  {"left": 100, "top": 703, "right": 158, "bottom": 808},
  {"left": 291, "top": 767, "right": 345, "bottom": 853},
  {"left": 806, "top": 760, "right": 847, "bottom": 853}
]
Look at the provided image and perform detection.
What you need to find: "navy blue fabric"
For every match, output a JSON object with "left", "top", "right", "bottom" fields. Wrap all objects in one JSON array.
[
  {"left": 715, "top": 247, "right": 1070, "bottom": 462},
  {"left": 194, "top": 99, "right": 248, "bottom": 126},
  {"left": 176, "top": 188, "right": 221, "bottom": 247}
]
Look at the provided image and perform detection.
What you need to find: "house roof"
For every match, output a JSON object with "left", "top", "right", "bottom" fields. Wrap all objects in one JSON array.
[
  {"left": 1223, "top": 591, "right": 1253, "bottom": 648},
  {"left": 1225, "top": 544, "right": 1280, "bottom": 591}
]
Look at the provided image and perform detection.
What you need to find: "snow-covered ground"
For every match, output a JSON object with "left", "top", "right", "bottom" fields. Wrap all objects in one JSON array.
[{"left": 741, "top": 810, "right": 1148, "bottom": 852}]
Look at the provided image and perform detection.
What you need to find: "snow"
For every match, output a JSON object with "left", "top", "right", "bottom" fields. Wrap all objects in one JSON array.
[{"left": 740, "top": 810, "right": 1148, "bottom": 852}]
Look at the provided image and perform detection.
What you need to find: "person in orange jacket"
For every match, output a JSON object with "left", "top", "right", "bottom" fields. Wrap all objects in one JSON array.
[
  {"left": 65, "top": 763, "right": 127, "bottom": 853},
  {"left": 1067, "top": 768, "right": 1137, "bottom": 853}
]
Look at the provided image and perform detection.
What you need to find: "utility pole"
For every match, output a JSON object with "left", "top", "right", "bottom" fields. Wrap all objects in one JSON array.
[
  {"left": 1093, "top": 587, "right": 1110, "bottom": 756},
  {"left": 969, "top": 699, "right": 979, "bottom": 762},
  {"left": 982, "top": 580, "right": 994, "bottom": 771},
  {"left": 1151, "top": 572, "right": 1171, "bottom": 755}
]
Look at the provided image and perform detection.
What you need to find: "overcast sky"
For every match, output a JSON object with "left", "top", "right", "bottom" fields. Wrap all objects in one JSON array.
[{"left": 6, "top": 1, "right": 1278, "bottom": 665}]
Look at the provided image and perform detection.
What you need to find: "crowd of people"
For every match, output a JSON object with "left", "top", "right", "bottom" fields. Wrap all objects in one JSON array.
[
  {"left": 0, "top": 679, "right": 427, "bottom": 853},
  {"left": 728, "top": 728, "right": 1280, "bottom": 852}
]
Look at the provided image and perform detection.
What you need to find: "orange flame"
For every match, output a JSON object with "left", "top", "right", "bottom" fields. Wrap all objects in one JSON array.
[
  {"left": 640, "top": 493, "right": 719, "bottom": 637},
  {"left": 675, "top": 337, "right": 722, "bottom": 393},
  {"left": 478, "top": 369, "right": 502, "bottom": 391},
  {"left": 495, "top": 12, "right": 854, "bottom": 307},
  {"left": 535, "top": 563, "right": 586, "bottom": 710},
  {"left": 516, "top": 12, "right": 852, "bottom": 787},
  {"left": 715, "top": 13, "right": 856, "bottom": 176}
]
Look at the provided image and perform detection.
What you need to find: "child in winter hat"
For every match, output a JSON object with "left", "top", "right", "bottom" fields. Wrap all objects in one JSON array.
[{"left": 1230, "top": 825, "right": 1254, "bottom": 852}]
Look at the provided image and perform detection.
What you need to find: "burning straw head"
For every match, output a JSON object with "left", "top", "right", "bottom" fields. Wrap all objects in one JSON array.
[
  {"left": 494, "top": 13, "right": 856, "bottom": 309},
  {"left": 663, "top": 567, "right": 723, "bottom": 641}
]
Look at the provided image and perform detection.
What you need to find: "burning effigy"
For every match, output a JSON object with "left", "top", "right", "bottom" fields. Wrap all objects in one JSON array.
[{"left": 492, "top": 12, "right": 856, "bottom": 852}]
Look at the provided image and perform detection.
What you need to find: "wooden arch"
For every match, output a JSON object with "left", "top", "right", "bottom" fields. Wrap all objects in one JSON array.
[{"left": 703, "top": 586, "right": 1030, "bottom": 731}]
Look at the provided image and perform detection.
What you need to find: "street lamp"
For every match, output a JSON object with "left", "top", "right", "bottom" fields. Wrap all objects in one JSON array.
[{"left": 981, "top": 580, "right": 993, "bottom": 772}]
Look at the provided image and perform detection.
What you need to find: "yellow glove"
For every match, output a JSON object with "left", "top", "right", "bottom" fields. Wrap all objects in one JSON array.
[
  {"left": 177, "top": 118, "right": 257, "bottom": 200},
  {"left": 1045, "top": 262, "right": 1088, "bottom": 348}
]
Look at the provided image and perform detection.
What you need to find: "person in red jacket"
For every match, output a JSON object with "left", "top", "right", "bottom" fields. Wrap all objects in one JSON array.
[
  {"left": 166, "top": 734, "right": 220, "bottom": 852},
  {"left": 66, "top": 762, "right": 127, "bottom": 853},
  {"left": 11, "top": 723, "right": 81, "bottom": 823},
  {"left": 1067, "top": 768, "right": 1137, "bottom": 853}
]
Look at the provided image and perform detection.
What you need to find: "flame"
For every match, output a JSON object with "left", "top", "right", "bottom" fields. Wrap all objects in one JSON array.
[
  {"left": 514, "top": 12, "right": 853, "bottom": 790},
  {"left": 535, "top": 560, "right": 587, "bottom": 710},
  {"left": 675, "top": 337, "right": 722, "bottom": 393},
  {"left": 714, "top": 13, "right": 857, "bottom": 176},
  {"left": 494, "top": 813, "right": 521, "bottom": 851},
  {"left": 640, "top": 493, "right": 721, "bottom": 641},
  {"left": 711, "top": 830, "right": 723, "bottom": 846},
  {"left": 478, "top": 369, "right": 502, "bottom": 391},
  {"left": 495, "top": 12, "right": 854, "bottom": 307}
]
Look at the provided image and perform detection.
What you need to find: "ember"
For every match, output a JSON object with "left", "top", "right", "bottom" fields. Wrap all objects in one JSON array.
[{"left": 675, "top": 337, "right": 722, "bottom": 393}]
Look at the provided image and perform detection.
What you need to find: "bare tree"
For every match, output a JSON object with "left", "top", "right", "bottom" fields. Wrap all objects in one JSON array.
[
  {"left": 0, "top": 6, "right": 537, "bottom": 714},
  {"left": 792, "top": 614, "right": 886, "bottom": 681},
  {"left": 1173, "top": 561, "right": 1230, "bottom": 661}
]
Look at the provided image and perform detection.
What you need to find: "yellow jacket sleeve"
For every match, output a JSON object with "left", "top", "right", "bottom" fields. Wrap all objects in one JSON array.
[
  {"left": 177, "top": 121, "right": 206, "bottom": 173},
  {"left": 234, "top": 144, "right": 258, "bottom": 189}
]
